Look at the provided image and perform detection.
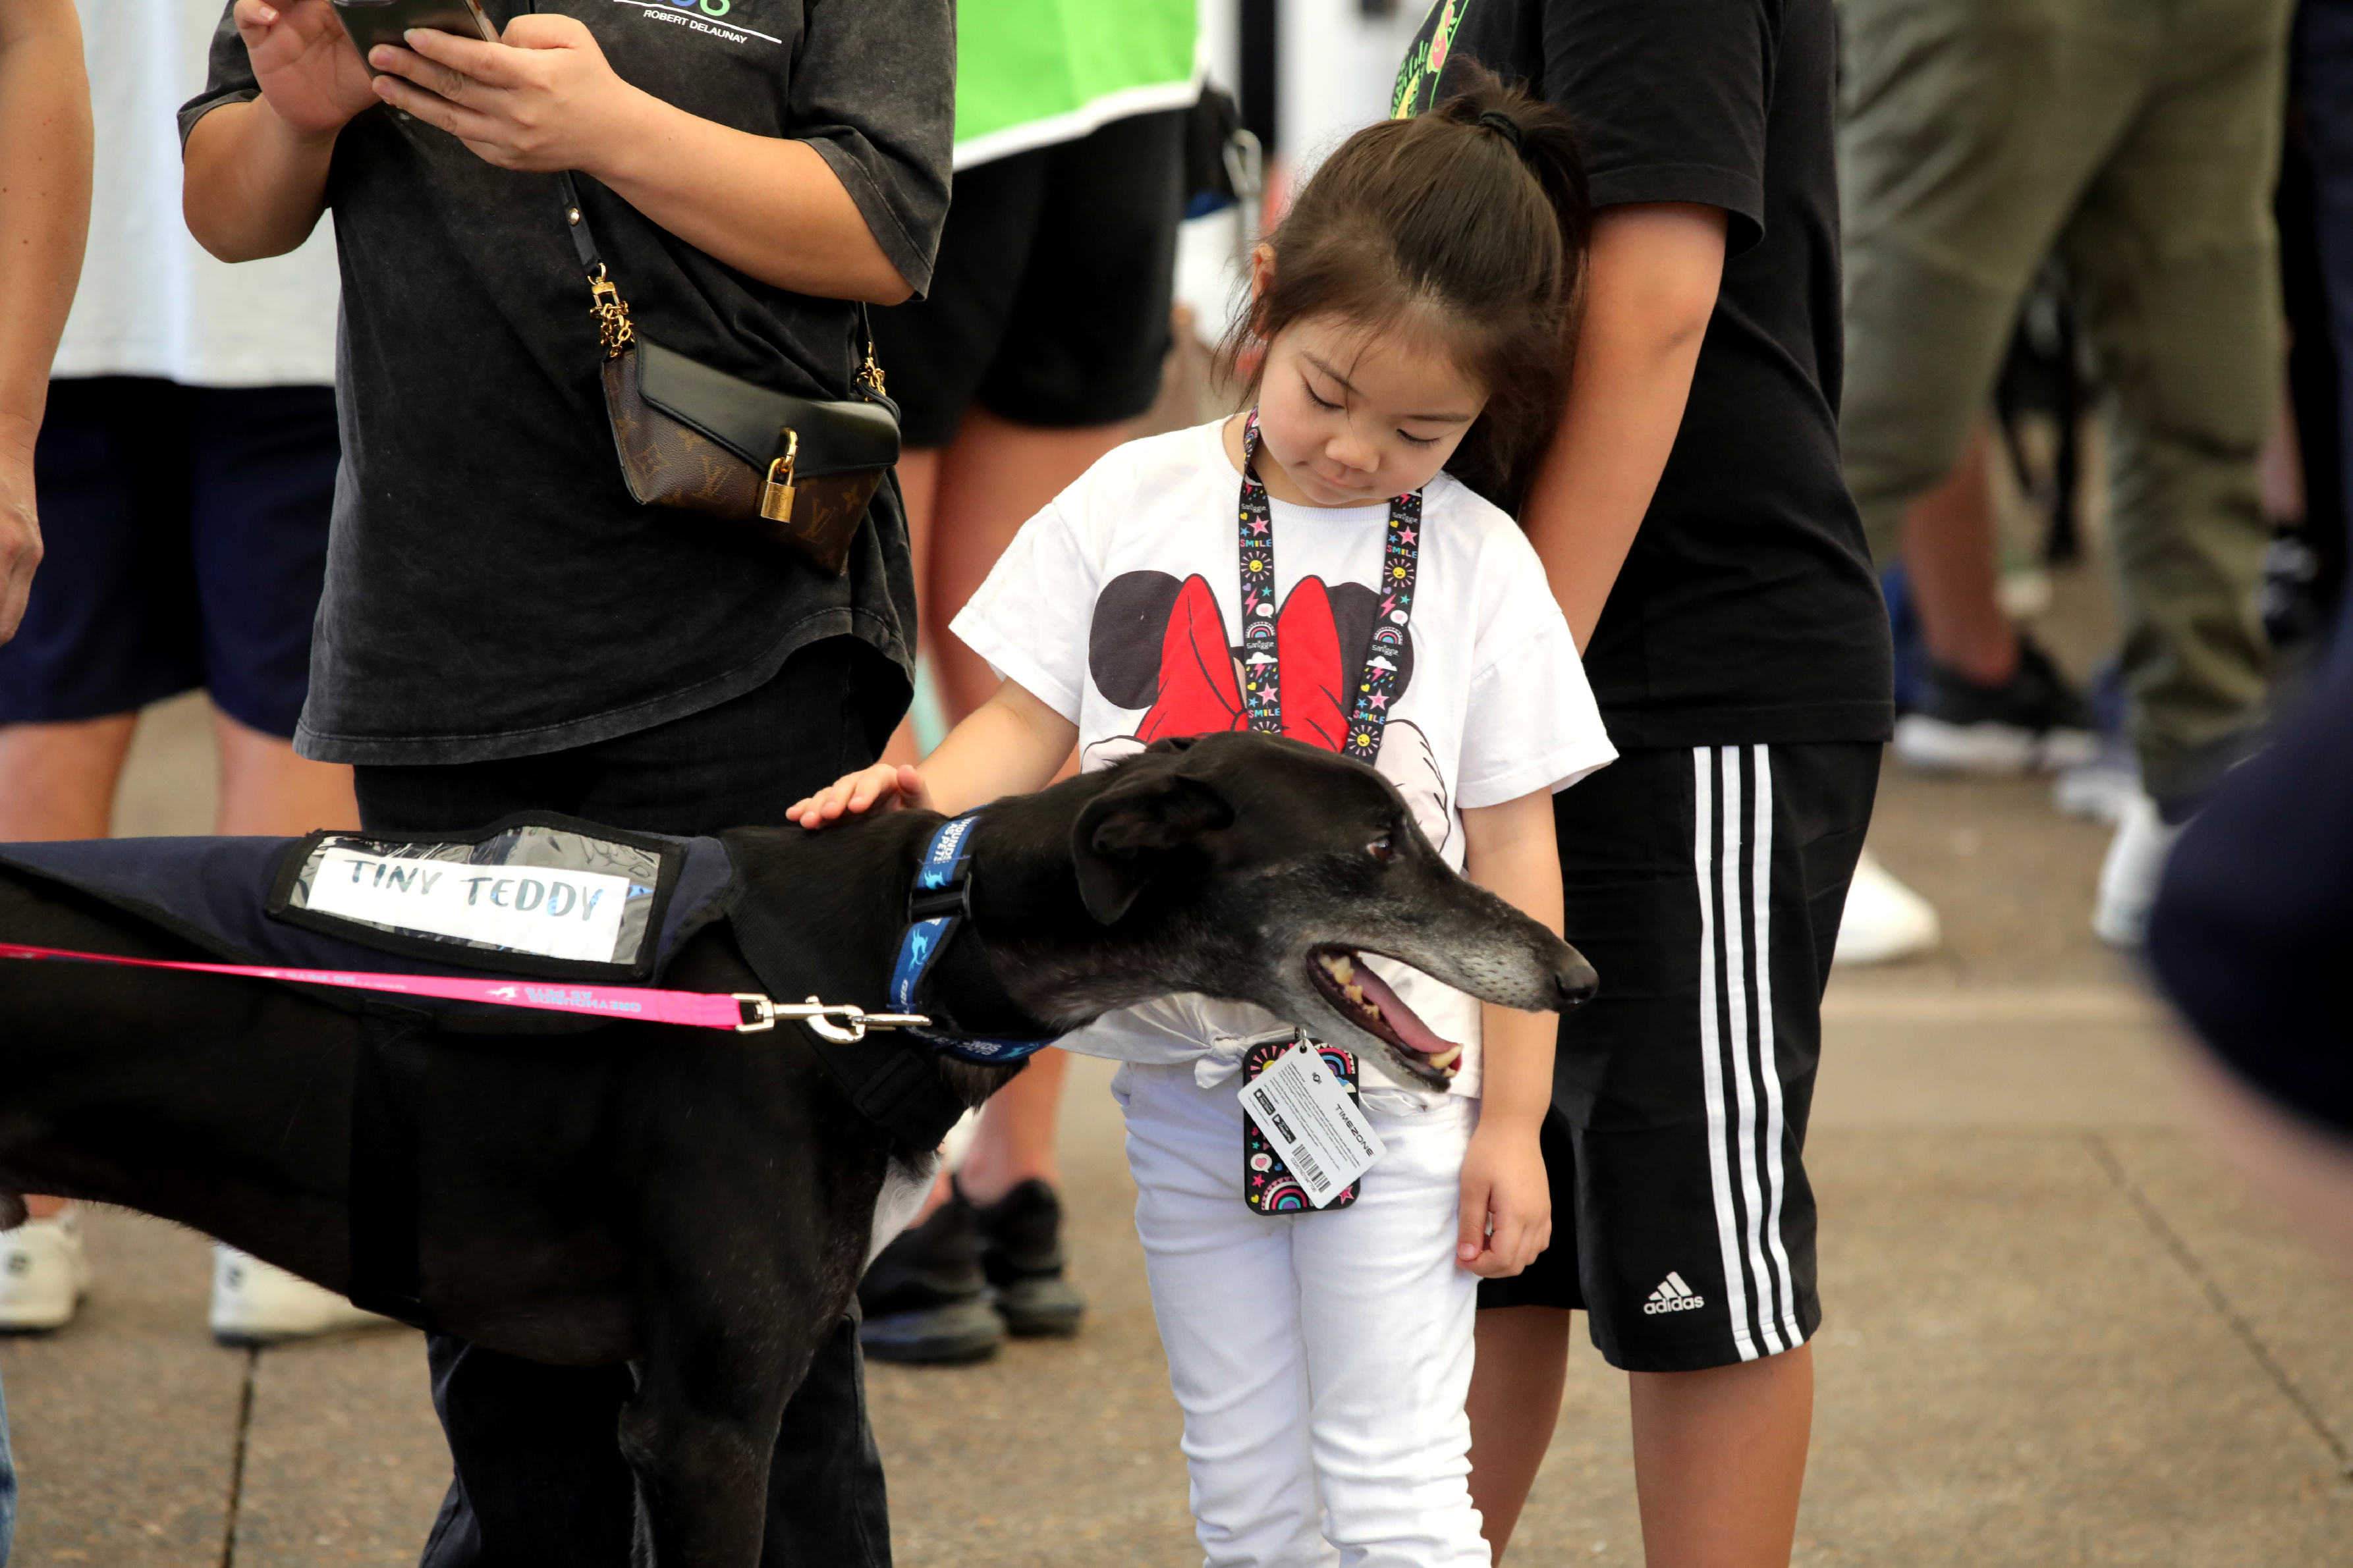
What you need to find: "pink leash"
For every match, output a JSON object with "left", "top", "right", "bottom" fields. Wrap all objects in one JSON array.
[{"left": 0, "top": 942, "right": 929, "bottom": 1041}]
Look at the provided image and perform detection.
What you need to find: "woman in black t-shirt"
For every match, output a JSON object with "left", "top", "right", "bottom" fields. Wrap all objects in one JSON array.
[
  {"left": 1398, "top": 2, "right": 1891, "bottom": 1562},
  {"left": 180, "top": 4, "right": 950, "bottom": 1563},
  {"left": 182, "top": 0, "right": 948, "bottom": 767}
]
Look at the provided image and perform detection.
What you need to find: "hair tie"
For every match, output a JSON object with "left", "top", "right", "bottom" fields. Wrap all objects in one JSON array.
[{"left": 1478, "top": 109, "right": 1526, "bottom": 154}]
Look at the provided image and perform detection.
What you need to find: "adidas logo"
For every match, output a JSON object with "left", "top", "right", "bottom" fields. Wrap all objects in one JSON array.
[{"left": 1642, "top": 1272, "right": 1705, "bottom": 1314}]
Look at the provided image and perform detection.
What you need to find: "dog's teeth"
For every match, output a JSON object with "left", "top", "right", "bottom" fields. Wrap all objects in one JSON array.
[
  {"left": 1429, "top": 1046, "right": 1462, "bottom": 1071},
  {"left": 1343, "top": 983, "right": 1364, "bottom": 1004},
  {"left": 1324, "top": 955, "right": 1356, "bottom": 984}
]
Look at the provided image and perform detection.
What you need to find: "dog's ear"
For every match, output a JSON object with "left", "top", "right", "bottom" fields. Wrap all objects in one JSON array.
[{"left": 1070, "top": 762, "right": 1236, "bottom": 924}]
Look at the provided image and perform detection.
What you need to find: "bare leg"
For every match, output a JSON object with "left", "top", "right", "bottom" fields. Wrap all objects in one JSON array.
[
  {"left": 1902, "top": 427, "right": 2018, "bottom": 686},
  {"left": 1628, "top": 1344, "right": 1815, "bottom": 1568},
  {"left": 926, "top": 409, "right": 1131, "bottom": 721},
  {"left": 883, "top": 448, "right": 941, "bottom": 767},
  {"left": 0, "top": 715, "right": 136, "bottom": 840},
  {"left": 955, "top": 1048, "right": 1069, "bottom": 1204},
  {"left": 211, "top": 707, "right": 356, "bottom": 835},
  {"left": 1466, "top": 1305, "right": 1572, "bottom": 1561},
  {"left": 0, "top": 715, "right": 135, "bottom": 1222}
]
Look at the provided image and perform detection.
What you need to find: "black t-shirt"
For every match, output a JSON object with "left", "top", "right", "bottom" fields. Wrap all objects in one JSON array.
[
  {"left": 1397, "top": 0, "right": 1891, "bottom": 749},
  {"left": 182, "top": 0, "right": 952, "bottom": 765}
]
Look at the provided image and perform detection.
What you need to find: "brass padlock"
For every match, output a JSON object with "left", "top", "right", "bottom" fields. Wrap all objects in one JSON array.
[{"left": 760, "top": 429, "right": 800, "bottom": 524}]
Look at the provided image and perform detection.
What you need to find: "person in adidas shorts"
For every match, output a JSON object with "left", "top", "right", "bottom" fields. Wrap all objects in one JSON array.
[{"left": 1397, "top": 3, "right": 1891, "bottom": 1563}]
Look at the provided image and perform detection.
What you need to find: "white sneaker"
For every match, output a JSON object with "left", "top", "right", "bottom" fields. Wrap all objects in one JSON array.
[
  {"left": 1893, "top": 637, "right": 2100, "bottom": 776},
  {"left": 2091, "top": 794, "right": 2184, "bottom": 948},
  {"left": 0, "top": 1206, "right": 92, "bottom": 1331},
  {"left": 1833, "top": 852, "right": 1943, "bottom": 966},
  {"left": 1894, "top": 714, "right": 2100, "bottom": 776},
  {"left": 209, "top": 1245, "right": 393, "bottom": 1345},
  {"left": 2053, "top": 746, "right": 2141, "bottom": 825}
]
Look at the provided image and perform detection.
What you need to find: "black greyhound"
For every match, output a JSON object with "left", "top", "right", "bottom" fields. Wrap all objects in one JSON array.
[{"left": 0, "top": 732, "right": 1595, "bottom": 1567}]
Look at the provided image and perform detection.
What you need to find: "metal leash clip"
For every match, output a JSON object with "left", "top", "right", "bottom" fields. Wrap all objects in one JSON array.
[{"left": 731, "top": 994, "right": 931, "bottom": 1042}]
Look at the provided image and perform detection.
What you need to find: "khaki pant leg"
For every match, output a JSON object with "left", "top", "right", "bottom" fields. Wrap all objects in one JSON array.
[
  {"left": 1837, "top": 0, "right": 2157, "bottom": 564},
  {"left": 2057, "top": 0, "right": 2292, "bottom": 803}
]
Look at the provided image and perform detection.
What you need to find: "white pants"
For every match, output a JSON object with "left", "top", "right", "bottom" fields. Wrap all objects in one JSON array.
[{"left": 1115, "top": 1062, "right": 1491, "bottom": 1568}]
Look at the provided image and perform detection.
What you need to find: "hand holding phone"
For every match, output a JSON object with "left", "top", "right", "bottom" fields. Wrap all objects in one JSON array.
[
  {"left": 331, "top": 0, "right": 497, "bottom": 71},
  {"left": 360, "top": 11, "right": 645, "bottom": 176},
  {"left": 230, "top": 0, "right": 381, "bottom": 138}
]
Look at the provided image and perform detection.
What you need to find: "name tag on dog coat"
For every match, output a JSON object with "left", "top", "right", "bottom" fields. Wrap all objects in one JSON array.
[
  {"left": 270, "top": 819, "right": 677, "bottom": 977},
  {"left": 1240, "top": 1039, "right": 1385, "bottom": 1210},
  {"left": 304, "top": 848, "right": 633, "bottom": 964}
]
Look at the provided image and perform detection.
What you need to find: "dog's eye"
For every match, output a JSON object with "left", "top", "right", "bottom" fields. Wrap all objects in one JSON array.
[{"left": 1366, "top": 838, "right": 1396, "bottom": 863}]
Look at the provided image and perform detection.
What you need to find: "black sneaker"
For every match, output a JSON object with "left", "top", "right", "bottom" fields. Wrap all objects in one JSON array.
[
  {"left": 1892, "top": 634, "right": 2097, "bottom": 775},
  {"left": 966, "top": 1178, "right": 1086, "bottom": 1338},
  {"left": 857, "top": 1194, "right": 1005, "bottom": 1365}
]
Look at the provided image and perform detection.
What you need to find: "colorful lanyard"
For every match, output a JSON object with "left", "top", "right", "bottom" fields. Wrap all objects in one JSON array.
[{"left": 1236, "top": 410, "right": 1424, "bottom": 763}]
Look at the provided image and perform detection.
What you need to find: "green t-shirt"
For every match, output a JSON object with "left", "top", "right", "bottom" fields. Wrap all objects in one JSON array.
[{"left": 953, "top": 0, "right": 1201, "bottom": 168}]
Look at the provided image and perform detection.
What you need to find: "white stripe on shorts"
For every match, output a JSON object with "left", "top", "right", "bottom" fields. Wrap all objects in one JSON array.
[
  {"left": 1750, "top": 745, "right": 1803, "bottom": 1350},
  {"left": 1690, "top": 747, "right": 1756, "bottom": 1362},
  {"left": 1692, "top": 744, "right": 1799, "bottom": 1361}
]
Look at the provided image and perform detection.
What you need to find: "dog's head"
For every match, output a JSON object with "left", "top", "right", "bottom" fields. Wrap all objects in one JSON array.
[{"left": 994, "top": 731, "right": 1595, "bottom": 1089}]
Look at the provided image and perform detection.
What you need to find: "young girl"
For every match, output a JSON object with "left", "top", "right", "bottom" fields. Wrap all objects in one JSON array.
[{"left": 794, "top": 80, "right": 1611, "bottom": 1566}]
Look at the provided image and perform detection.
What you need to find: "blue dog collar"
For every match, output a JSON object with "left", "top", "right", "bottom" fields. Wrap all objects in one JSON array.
[{"left": 887, "top": 814, "right": 1057, "bottom": 1066}]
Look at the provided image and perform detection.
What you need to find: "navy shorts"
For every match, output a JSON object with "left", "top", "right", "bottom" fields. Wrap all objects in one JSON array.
[
  {"left": 870, "top": 109, "right": 1186, "bottom": 448},
  {"left": 0, "top": 378, "right": 339, "bottom": 738},
  {"left": 1480, "top": 743, "right": 1879, "bottom": 1373}
]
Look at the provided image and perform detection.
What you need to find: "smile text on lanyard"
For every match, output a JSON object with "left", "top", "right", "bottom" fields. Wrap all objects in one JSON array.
[{"left": 1236, "top": 410, "right": 1424, "bottom": 763}]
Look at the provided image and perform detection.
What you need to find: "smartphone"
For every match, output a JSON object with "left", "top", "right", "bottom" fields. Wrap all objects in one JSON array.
[{"left": 331, "top": 0, "right": 497, "bottom": 70}]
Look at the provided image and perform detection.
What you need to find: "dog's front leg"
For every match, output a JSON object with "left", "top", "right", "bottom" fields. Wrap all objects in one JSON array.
[{"left": 617, "top": 1335, "right": 803, "bottom": 1568}]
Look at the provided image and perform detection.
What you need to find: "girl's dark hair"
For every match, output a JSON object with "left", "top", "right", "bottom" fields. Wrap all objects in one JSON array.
[{"left": 1222, "top": 65, "right": 1590, "bottom": 508}]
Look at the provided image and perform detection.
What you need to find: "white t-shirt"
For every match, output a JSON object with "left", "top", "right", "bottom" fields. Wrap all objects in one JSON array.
[
  {"left": 51, "top": 0, "right": 339, "bottom": 387},
  {"left": 953, "top": 419, "right": 1617, "bottom": 1099}
]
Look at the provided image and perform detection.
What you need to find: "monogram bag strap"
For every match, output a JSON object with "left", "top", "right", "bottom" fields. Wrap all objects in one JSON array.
[
  {"left": 555, "top": 173, "right": 633, "bottom": 358},
  {"left": 854, "top": 303, "right": 886, "bottom": 400}
]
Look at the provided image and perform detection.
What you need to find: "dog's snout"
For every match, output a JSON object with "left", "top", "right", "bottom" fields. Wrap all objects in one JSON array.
[{"left": 1553, "top": 947, "right": 1599, "bottom": 1010}]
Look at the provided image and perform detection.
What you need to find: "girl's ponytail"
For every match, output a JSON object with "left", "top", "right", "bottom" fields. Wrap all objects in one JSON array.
[
  {"left": 1221, "top": 65, "right": 1592, "bottom": 508},
  {"left": 1449, "top": 83, "right": 1593, "bottom": 318}
]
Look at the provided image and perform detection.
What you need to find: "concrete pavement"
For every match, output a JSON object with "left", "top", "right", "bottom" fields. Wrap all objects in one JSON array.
[{"left": 3, "top": 693, "right": 2348, "bottom": 1565}]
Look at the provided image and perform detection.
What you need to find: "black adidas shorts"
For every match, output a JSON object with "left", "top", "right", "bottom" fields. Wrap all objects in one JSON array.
[
  {"left": 870, "top": 109, "right": 1185, "bottom": 448},
  {"left": 1479, "top": 743, "right": 1880, "bottom": 1372}
]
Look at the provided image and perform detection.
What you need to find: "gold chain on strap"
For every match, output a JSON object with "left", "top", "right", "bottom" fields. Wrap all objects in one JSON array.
[
  {"left": 588, "top": 264, "right": 635, "bottom": 358},
  {"left": 858, "top": 338, "right": 886, "bottom": 398}
]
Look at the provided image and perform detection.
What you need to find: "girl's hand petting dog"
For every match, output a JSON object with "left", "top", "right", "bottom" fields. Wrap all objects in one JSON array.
[
  {"left": 1456, "top": 1116, "right": 1551, "bottom": 1277},
  {"left": 789, "top": 763, "right": 933, "bottom": 829},
  {"left": 789, "top": 682, "right": 1075, "bottom": 831}
]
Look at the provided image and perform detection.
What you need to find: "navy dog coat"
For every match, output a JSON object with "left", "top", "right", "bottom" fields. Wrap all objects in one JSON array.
[
  {"left": 0, "top": 812, "right": 978, "bottom": 1322},
  {"left": 0, "top": 815, "right": 736, "bottom": 1026}
]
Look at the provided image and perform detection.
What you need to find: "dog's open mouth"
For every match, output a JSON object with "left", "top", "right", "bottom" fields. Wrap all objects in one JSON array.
[{"left": 1310, "top": 950, "right": 1462, "bottom": 1078}]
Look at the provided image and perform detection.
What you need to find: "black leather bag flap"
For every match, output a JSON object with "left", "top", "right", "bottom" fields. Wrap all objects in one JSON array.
[{"left": 635, "top": 337, "right": 900, "bottom": 477}]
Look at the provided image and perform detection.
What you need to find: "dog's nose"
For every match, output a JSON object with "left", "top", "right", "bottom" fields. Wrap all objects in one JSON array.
[{"left": 1553, "top": 947, "right": 1599, "bottom": 1010}]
